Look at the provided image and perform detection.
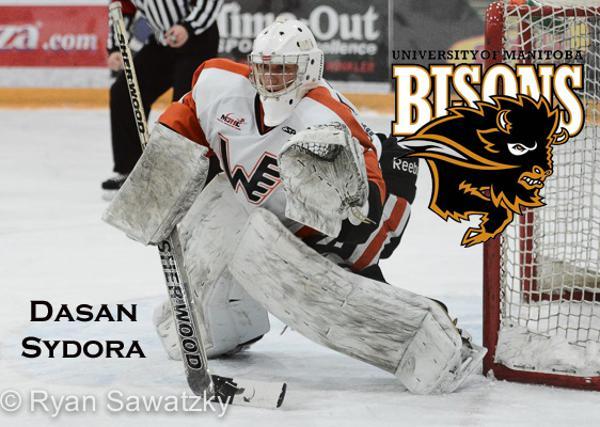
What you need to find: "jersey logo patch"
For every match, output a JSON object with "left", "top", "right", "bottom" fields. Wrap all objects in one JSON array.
[
  {"left": 218, "top": 112, "right": 246, "bottom": 130},
  {"left": 219, "top": 134, "right": 281, "bottom": 204}
]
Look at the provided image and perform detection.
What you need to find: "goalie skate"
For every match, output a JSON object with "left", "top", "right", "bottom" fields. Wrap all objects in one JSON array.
[{"left": 452, "top": 337, "right": 487, "bottom": 392}]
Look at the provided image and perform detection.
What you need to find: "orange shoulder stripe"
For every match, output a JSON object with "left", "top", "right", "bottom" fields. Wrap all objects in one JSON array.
[
  {"left": 191, "top": 58, "right": 251, "bottom": 87},
  {"left": 158, "top": 58, "right": 251, "bottom": 156},
  {"left": 158, "top": 92, "right": 212, "bottom": 155},
  {"left": 306, "top": 87, "right": 374, "bottom": 150}
]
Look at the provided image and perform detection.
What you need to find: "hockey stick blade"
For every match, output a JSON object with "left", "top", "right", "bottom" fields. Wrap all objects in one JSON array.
[{"left": 212, "top": 375, "right": 287, "bottom": 409}]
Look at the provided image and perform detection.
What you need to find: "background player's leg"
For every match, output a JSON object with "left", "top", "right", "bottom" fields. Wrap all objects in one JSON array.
[{"left": 105, "top": 39, "right": 176, "bottom": 192}]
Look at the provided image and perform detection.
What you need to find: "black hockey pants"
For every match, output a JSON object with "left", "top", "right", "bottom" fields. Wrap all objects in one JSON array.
[{"left": 109, "top": 23, "right": 219, "bottom": 174}]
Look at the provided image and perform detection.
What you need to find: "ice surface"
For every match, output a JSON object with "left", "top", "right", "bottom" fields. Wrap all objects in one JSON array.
[{"left": 1, "top": 109, "right": 599, "bottom": 426}]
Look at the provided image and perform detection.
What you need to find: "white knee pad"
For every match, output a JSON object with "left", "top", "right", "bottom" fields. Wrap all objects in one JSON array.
[{"left": 153, "top": 271, "right": 270, "bottom": 360}]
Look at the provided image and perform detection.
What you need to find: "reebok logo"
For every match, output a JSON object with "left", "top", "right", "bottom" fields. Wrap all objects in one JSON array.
[{"left": 392, "top": 157, "right": 418, "bottom": 175}]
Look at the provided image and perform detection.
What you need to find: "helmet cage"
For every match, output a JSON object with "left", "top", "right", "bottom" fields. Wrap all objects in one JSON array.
[{"left": 248, "top": 53, "right": 310, "bottom": 98}]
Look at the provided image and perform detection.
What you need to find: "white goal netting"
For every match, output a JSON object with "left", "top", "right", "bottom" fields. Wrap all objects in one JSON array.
[{"left": 495, "top": 0, "right": 600, "bottom": 376}]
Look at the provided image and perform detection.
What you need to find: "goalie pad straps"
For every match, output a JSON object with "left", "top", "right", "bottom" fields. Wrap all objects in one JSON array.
[
  {"left": 278, "top": 122, "right": 370, "bottom": 237},
  {"left": 229, "top": 208, "right": 476, "bottom": 394},
  {"left": 102, "top": 123, "right": 210, "bottom": 245}
]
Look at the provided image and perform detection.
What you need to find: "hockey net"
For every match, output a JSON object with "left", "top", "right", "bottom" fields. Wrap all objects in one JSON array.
[{"left": 483, "top": 0, "right": 600, "bottom": 389}]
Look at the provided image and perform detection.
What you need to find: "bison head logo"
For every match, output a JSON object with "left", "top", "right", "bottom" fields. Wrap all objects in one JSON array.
[{"left": 400, "top": 94, "right": 570, "bottom": 247}]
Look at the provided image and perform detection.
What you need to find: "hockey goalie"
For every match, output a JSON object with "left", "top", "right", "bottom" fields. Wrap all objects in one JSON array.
[{"left": 103, "top": 17, "right": 485, "bottom": 394}]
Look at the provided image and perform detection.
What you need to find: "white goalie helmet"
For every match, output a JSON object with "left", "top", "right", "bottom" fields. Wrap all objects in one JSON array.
[{"left": 249, "top": 17, "right": 324, "bottom": 126}]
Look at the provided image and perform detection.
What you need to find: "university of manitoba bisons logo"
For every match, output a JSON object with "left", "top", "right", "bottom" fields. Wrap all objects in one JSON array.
[{"left": 392, "top": 64, "right": 585, "bottom": 247}]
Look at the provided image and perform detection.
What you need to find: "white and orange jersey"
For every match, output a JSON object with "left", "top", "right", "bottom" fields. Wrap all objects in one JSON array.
[{"left": 159, "top": 58, "right": 385, "bottom": 235}]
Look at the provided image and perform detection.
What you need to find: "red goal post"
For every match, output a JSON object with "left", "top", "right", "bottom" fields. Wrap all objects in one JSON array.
[{"left": 483, "top": 0, "right": 600, "bottom": 390}]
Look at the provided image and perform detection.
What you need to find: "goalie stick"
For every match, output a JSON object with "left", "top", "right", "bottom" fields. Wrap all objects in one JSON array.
[{"left": 108, "top": 3, "right": 286, "bottom": 409}]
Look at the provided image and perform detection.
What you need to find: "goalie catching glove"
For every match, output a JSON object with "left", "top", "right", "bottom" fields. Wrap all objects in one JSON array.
[{"left": 278, "top": 122, "right": 370, "bottom": 237}]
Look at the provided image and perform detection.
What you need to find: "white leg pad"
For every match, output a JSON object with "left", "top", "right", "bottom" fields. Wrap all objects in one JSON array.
[
  {"left": 228, "top": 208, "right": 484, "bottom": 393},
  {"left": 396, "top": 313, "right": 461, "bottom": 394},
  {"left": 153, "top": 272, "right": 269, "bottom": 359},
  {"left": 153, "top": 298, "right": 184, "bottom": 360}
]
